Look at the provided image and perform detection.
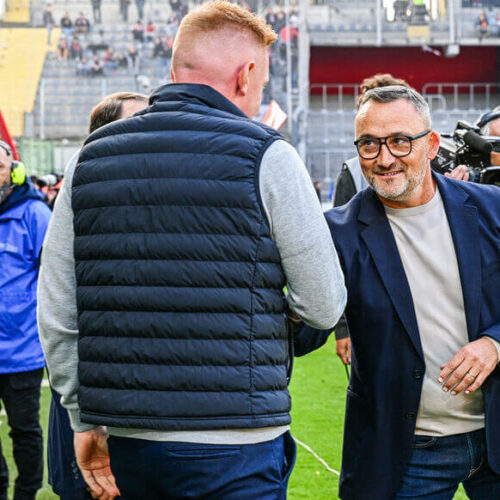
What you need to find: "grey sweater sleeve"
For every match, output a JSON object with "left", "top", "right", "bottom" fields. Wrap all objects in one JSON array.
[
  {"left": 37, "top": 152, "right": 94, "bottom": 432},
  {"left": 259, "top": 140, "right": 346, "bottom": 329}
]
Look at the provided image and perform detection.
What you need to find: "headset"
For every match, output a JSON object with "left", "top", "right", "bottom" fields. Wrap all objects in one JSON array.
[{"left": 0, "top": 139, "right": 26, "bottom": 185}]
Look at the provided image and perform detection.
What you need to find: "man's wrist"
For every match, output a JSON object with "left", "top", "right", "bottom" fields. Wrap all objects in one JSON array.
[
  {"left": 483, "top": 336, "right": 500, "bottom": 364},
  {"left": 68, "top": 408, "right": 99, "bottom": 432}
]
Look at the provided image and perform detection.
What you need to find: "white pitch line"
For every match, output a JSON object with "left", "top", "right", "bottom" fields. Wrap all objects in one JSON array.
[{"left": 293, "top": 437, "right": 340, "bottom": 477}]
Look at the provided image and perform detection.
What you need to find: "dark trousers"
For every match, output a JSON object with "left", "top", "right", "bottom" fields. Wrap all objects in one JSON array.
[
  {"left": 48, "top": 389, "right": 92, "bottom": 500},
  {"left": 108, "top": 431, "right": 296, "bottom": 499},
  {"left": 0, "top": 369, "right": 43, "bottom": 500}
]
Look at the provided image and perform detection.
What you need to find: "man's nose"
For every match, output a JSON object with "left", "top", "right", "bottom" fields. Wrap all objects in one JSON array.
[{"left": 378, "top": 143, "right": 396, "bottom": 167}]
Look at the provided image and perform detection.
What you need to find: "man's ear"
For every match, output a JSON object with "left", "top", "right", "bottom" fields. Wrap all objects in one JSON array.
[
  {"left": 427, "top": 130, "right": 440, "bottom": 160},
  {"left": 236, "top": 60, "right": 254, "bottom": 97},
  {"left": 170, "top": 66, "right": 176, "bottom": 83}
]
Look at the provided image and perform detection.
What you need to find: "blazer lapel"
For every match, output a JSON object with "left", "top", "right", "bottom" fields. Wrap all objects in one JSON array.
[
  {"left": 435, "top": 175, "right": 481, "bottom": 340},
  {"left": 358, "top": 189, "right": 424, "bottom": 360}
]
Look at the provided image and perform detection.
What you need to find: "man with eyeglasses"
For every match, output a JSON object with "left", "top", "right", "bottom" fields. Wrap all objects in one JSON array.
[{"left": 323, "top": 85, "right": 500, "bottom": 499}]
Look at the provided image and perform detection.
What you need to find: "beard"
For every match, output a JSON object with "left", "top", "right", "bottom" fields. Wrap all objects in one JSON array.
[
  {"left": 364, "top": 160, "right": 427, "bottom": 202},
  {"left": 0, "top": 179, "right": 12, "bottom": 205}
]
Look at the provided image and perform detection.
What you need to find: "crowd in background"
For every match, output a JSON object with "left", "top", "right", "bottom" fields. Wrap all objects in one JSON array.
[
  {"left": 43, "top": 0, "right": 189, "bottom": 78},
  {"left": 41, "top": 0, "right": 300, "bottom": 109}
]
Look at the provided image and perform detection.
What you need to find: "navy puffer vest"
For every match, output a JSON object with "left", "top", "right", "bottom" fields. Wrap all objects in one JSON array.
[{"left": 72, "top": 84, "right": 291, "bottom": 430}]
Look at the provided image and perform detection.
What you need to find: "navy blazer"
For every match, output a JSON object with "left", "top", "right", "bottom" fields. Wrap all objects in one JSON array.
[{"left": 325, "top": 173, "right": 500, "bottom": 500}]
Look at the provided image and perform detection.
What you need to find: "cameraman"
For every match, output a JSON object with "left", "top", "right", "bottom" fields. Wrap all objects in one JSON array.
[{"left": 445, "top": 105, "right": 500, "bottom": 182}]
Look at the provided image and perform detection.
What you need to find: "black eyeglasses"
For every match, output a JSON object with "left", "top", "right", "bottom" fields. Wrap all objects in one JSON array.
[{"left": 354, "top": 130, "right": 431, "bottom": 159}]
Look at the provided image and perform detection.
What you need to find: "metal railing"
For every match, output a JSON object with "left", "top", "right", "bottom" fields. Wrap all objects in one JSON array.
[{"left": 422, "top": 82, "right": 500, "bottom": 111}]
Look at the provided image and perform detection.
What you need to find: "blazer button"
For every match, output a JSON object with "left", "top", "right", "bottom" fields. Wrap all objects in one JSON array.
[
  {"left": 413, "top": 369, "right": 423, "bottom": 379},
  {"left": 406, "top": 412, "right": 416, "bottom": 420}
]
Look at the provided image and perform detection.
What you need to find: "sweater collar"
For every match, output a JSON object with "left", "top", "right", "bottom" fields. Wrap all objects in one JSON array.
[{"left": 149, "top": 83, "right": 248, "bottom": 119}]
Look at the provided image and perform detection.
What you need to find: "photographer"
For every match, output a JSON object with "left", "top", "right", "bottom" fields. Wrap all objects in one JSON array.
[{"left": 443, "top": 106, "right": 500, "bottom": 183}]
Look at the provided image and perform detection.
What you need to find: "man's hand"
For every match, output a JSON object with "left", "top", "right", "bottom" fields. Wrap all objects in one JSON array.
[
  {"left": 74, "top": 427, "right": 120, "bottom": 500},
  {"left": 445, "top": 165, "right": 469, "bottom": 182},
  {"left": 438, "top": 338, "right": 499, "bottom": 395},
  {"left": 336, "top": 337, "right": 351, "bottom": 365}
]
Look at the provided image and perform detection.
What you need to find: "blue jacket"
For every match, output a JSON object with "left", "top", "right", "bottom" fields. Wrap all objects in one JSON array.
[
  {"left": 0, "top": 182, "right": 51, "bottom": 374},
  {"left": 72, "top": 83, "right": 292, "bottom": 431},
  {"left": 325, "top": 174, "right": 500, "bottom": 500}
]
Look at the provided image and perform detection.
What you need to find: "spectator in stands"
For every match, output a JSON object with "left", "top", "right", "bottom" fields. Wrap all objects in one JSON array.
[
  {"left": 393, "top": 0, "right": 409, "bottom": 22},
  {"left": 0, "top": 140, "right": 51, "bottom": 500},
  {"left": 169, "top": 0, "right": 182, "bottom": 18},
  {"left": 70, "top": 37, "right": 83, "bottom": 60},
  {"left": 145, "top": 20, "right": 156, "bottom": 42},
  {"left": 178, "top": 1, "right": 189, "bottom": 18},
  {"left": 57, "top": 37, "right": 69, "bottom": 60},
  {"left": 60, "top": 12, "right": 73, "bottom": 37},
  {"left": 43, "top": 3, "right": 55, "bottom": 45},
  {"left": 127, "top": 44, "right": 139, "bottom": 71},
  {"left": 273, "top": 9, "right": 286, "bottom": 34},
  {"left": 279, "top": 20, "right": 298, "bottom": 86},
  {"left": 166, "top": 15, "right": 180, "bottom": 37},
  {"left": 132, "top": 20, "right": 145, "bottom": 42},
  {"left": 265, "top": 7, "right": 276, "bottom": 29},
  {"left": 154, "top": 36, "right": 172, "bottom": 70},
  {"left": 44, "top": 92, "right": 149, "bottom": 500},
  {"left": 135, "top": 0, "right": 146, "bottom": 20},
  {"left": 477, "top": 9, "right": 489, "bottom": 39},
  {"left": 87, "top": 28, "right": 108, "bottom": 52},
  {"left": 90, "top": 0, "right": 102, "bottom": 24},
  {"left": 120, "top": 0, "right": 131, "bottom": 21},
  {"left": 76, "top": 56, "right": 90, "bottom": 76},
  {"left": 410, "top": 0, "right": 428, "bottom": 25},
  {"left": 90, "top": 55, "right": 104, "bottom": 76},
  {"left": 74, "top": 12, "right": 91, "bottom": 35},
  {"left": 279, "top": 21, "right": 298, "bottom": 46},
  {"left": 116, "top": 51, "right": 128, "bottom": 68},
  {"left": 152, "top": 36, "right": 167, "bottom": 58},
  {"left": 104, "top": 48, "right": 118, "bottom": 72}
]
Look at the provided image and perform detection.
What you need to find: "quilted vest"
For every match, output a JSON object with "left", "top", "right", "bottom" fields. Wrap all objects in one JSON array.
[{"left": 72, "top": 84, "right": 291, "bottom": 430}]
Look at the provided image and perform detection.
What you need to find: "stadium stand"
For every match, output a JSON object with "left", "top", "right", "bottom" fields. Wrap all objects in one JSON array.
[
  {"left": 2, "top": 0, "right": 30, "bottom": 23},
  {"left": 0, "top": 27, "right": 60, "bottom": 137}
]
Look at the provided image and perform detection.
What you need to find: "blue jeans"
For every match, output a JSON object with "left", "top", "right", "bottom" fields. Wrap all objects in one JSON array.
[
  {"left": 393, "top": 429, "right": 500, "bottom": 499},
  {"left": 108, "top": 431, "right": 296, "bottom": 499}
]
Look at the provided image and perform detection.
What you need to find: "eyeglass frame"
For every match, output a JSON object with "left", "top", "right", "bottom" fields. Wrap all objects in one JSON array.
[{"left": 354, "top": 130, "right": 431, "bottom": 160}]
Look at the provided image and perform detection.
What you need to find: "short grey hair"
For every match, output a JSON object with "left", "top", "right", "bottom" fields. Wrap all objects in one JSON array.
[
  {"left": 479, "top": 105, "right": 500, "bottom": 135},
  {"left": 357, "top": 85, "right": 432, "bottom": 129}
]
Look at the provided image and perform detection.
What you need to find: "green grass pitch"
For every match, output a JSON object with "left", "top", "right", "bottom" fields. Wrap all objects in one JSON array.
[{"left": 0, "top": 338, "right": 467, "bottom": 499}]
